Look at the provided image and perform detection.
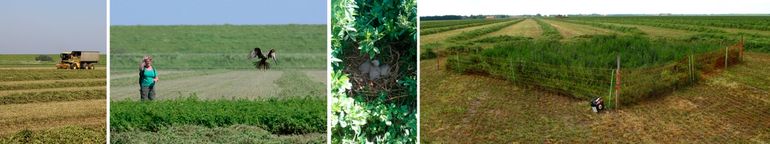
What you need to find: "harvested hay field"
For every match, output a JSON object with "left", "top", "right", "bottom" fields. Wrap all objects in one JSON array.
[{"left": 0, "top": 67, "right": 106, "bottom": 142}]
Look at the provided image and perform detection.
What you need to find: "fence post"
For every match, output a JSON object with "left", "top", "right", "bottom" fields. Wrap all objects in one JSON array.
[
  {"left": 437, "top": 56, "right": 440, "bottom": 71},
  {"left": 615, "top": 55, "right": 621, "bottom": 109},
  {"left": 510, "top": 57, "right": 515, "bottom": 83},
  {"left": 608, "top": 68, "right": 615, "bottom": 109},
  {"left": 725, "top": 46, "right": 729, "bottom": 68},
  {"left": 689, "top": 47, "right": 694, "bottom": 83}
]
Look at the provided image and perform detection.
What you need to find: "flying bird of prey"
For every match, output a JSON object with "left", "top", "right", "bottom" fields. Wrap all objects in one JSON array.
[{"left": 249, "top": 47, "right": 277, "bottom": 70}]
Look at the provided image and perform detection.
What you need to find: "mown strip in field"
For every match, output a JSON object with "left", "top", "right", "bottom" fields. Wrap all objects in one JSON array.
[
  {"left": 110, "top": 97, "right": 325, "bottom": 135},
  {"left": 482, "top": 19, "right": 543, "bottom": 39},
  {"left": 0, "top": 89, "right": 105, "bottom": 105},
  {"left": 421, "top": 19, "right": 489, "bottom": 29},
  {"left": 558, "top": 19, "right": 645, "bottom": 35},
  {"left": 421, "top": 19, "right": 507, "bottom": 35},
  {"left": 0, "top": 70, "right": 105, "bottom": 81},
  {"left": 0, "top": 80, "right": 105, "bottom": 91},
  {"left": 448, "top": 19, "right": 524, "bottom": 41},
  {"left": 540, "top": 19, "right": 617, "bottom": 38},
  {"left": 534, "top": 18, "right": 563, "bottom": 39}
]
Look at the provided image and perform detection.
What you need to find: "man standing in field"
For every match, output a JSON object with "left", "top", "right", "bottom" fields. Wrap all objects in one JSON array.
[{"left": 139, "top": 56, "right": 158, "bottom": 101}]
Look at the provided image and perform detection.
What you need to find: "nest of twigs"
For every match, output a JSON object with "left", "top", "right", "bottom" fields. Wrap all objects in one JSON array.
[{"left": 342, "top": 45, "right": 411, "bottom": 102}]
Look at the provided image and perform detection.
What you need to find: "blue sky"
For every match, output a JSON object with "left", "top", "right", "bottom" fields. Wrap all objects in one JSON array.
[
  {"left": 111, "top": 0, "right": 327, "bottom": 25},
  {"left": 0, "top": 0, "right": 106, "bottom": 54}
]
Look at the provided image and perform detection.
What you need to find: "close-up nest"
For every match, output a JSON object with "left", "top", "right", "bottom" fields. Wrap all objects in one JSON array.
[{"left": 342, "top": 45, "right": 413, "bottom": 102}]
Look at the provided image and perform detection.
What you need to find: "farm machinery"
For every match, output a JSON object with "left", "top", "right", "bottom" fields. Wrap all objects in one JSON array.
[{"left": 56, "top": 51, "right": 100, "bottom": 69}]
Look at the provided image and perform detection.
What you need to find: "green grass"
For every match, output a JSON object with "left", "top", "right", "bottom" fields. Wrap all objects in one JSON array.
[
  {"left": 110, "top": 96, "right": 326, "bottom": 135},
  {"left": 111, "top": 25, "right": 325, "bottom": 70},
  {"left": 0, "top": 126, "right": 105, "bottom": 144},
  {"left": 111, "top": 124, "right": 323, "bottom": 144},
  {"left": 275, "top": 70, "right": 325, "bottom": 97}
]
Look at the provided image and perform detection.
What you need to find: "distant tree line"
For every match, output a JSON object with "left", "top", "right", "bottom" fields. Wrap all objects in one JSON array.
[{"left": 421, "top": 15, "right": 512, "bottom": 21}]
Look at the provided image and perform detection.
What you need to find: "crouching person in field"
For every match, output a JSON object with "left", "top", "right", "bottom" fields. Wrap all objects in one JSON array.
[{"left": 139, "top": 56, "right": 158, "bottom": 101}]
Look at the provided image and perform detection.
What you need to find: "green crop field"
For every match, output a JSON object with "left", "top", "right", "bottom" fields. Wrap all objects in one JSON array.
[
  {"left": 420, "top": 16, "right": 770, "bottom": 142},
  {"left": 0, "top": 55, "right": 106, "bottom": 143},
  {"left": 110, "top": 25, "right": 326, "bottom": 143}
]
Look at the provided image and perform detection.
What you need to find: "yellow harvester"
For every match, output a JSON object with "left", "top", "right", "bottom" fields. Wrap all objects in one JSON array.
[{"left": 56, "top": 51, "right": 99, "bottom": 69}]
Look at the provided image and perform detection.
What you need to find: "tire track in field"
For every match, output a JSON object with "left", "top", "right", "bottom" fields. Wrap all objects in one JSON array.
[
  {"left": 0, "top": 86, "right": 105, "bottom": 97},
  {"left": 110, "top": 70, "right": 283, "bottom": 100},
  {"left": 0, "top": 99, "right": 105, "bottom": 136}
]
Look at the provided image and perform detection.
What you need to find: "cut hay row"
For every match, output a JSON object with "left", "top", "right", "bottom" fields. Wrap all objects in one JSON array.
[
  {"left": 534, "top": 18, "right": 562, "bottom": 40},
  {"left": 482, "top": 18, "right": 543, "bottom": 39},
  {"left": 421, "top": 19, "right": 490, "bottom": 29},
  {"left": 539, "top": 19, "right": 617, "bottom": 39},
  {"left": 557, "top": 19, "right": 646, "bottom": 35},
  {"left": 0, "top": 89, "right": 106, "bottom": 105},
  {"left": 0, "top": 70, "right": 105, "bottom": 81},
  {"left": 0, "top": 80, "right": 105, "bottom": 91},
  {"left": 421, "top": 19, "right": 508, "bottom": 35},
  {"left": 448, "top": 19, "right": 524, "bottom": 42},
  {"left": 0, "top": 86, "right": 104, "bottom": 97}
]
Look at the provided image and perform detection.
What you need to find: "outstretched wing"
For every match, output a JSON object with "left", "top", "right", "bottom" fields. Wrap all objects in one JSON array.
[
  {"left": 267, "top": 49, "right": 277, "bottom": 64},
  {"left": 249, "top": 47, "right": 266, "bottom": 59}
]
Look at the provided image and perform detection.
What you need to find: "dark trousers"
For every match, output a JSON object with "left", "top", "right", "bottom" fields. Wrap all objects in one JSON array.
[{"left": 140, "top": 85, "right": 156, "bottom": 101}]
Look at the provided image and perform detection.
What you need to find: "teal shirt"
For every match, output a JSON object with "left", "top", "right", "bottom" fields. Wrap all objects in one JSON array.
[{"left": 140, "top": 68, "right": 157, "bottom": 87}]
